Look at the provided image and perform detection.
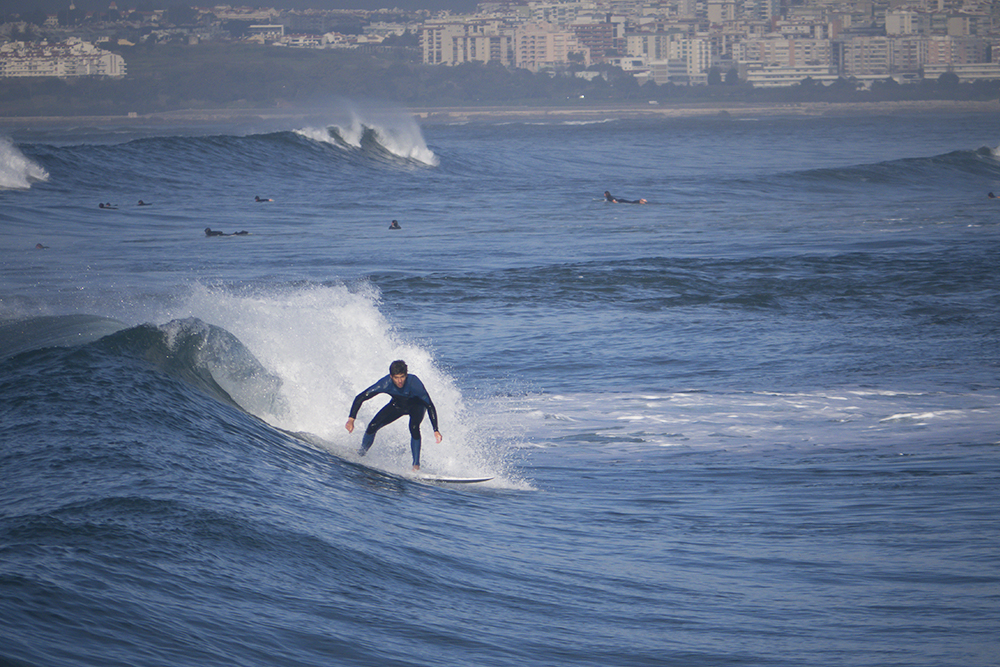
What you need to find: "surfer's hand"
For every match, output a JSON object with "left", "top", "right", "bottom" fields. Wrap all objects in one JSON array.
[
  {"left": 434, "top": 431, "right": 443, "bottom": 443},
  {"left": 345, "top": 418, "right": 354, "bottom": 433}
]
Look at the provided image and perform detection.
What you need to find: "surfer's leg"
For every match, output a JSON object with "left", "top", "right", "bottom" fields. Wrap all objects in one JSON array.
[
  {"left": 407, "top": 404, "right": 426, "bottom": 469},
  {"left": 410, "top": 438, "right": 421, "bottom": 469},
  {"left": 360, "top": 402, "right": 405, "bottom": 455},
  {"left": 359, "top": 432, "right": 375, "bottom": 456}
]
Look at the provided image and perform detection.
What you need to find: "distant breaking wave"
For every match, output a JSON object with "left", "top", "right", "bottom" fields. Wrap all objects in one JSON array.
[
  {"left": 295, "top": 109, "right": 438, "bottom": 167},
  {"left": 0, "top": 137, "right": 49, "bottom": 189}
]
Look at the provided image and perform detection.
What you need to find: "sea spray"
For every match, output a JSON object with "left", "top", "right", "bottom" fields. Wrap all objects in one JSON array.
[
  {"left": 156, "top": 282, "right": 517, "bottom": 480},
  {"left": 295, "top": 107, "right": 439, "bottom": 167},
  {"left": 0, "top": 137, "right": 49, "bottom": 190}
]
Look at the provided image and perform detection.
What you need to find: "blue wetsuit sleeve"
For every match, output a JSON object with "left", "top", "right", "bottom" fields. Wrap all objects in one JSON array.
[
  {"left": 426, "top": 396, "right": 439, "bottom": 432},
  {"left": 349, "top": 376, "right": 389, "bottom": 419},
  {"left": 410, "top": 375, "right": 438, "bottom": 431},
  {"left": 407, "top": 375, "right": 439, "bottom": 431}
]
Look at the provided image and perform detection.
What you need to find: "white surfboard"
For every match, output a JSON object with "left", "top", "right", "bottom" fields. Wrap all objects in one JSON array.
[{"left": 417, "top": 475, "right": 493, "bottom": 484}]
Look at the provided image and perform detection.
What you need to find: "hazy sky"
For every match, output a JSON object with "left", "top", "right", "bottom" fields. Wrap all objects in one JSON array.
[{"left": 1, "top": 0, "right": 483, "bottom": 17}]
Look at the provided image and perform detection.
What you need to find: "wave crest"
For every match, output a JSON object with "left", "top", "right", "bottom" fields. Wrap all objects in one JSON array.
[
  {"left": 94, "top": 317, "right": 287, "bottom": 416},
  {"left": 0, "top": 137, "right": 49, "bottom": 190},
  {"left": 295, "top": 110, "right": 438, "bottom": 166}
]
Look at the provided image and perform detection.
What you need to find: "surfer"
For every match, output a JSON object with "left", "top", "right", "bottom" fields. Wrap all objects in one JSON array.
[
  {"left": 345, "top": 359, "right": 442, "bottom": 471},
  {"left": 604, "top": 191, "right": 647, "bottom": 204},
  {"left": 989, "top": 192, "right": 997, "bottom": 199},
  {"left": 254, "top": 195, "right": 273, "bottom": 202},
  {"left": 98, "top": 202, "right": 118, "bottom": 210},
  {"left": 138, "top": 200, "right": 151, "bottom": 206},
  {"left": 205, "top": 228, "right": 249, "bottom": 237},
  {"left": 389, "top": 219, "right": 401, "bottom": 229}
]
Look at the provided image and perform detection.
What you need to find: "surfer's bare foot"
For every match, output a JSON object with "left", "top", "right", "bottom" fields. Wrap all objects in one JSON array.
[{"left": 412, "top": 464, "right": 420, "bottom": 471}]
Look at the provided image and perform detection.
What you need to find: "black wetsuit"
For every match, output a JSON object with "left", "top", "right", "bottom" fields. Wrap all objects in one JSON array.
[
  {"left": 605, "top": 192, "right": 643, "bottom": 204},
  {"left": 350, "top": 374, "right": 439, "bottom": 466}
]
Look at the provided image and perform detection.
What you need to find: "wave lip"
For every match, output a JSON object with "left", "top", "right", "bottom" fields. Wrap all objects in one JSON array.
[
  {"left": 0, "top": 137, "right": 49, "bottom": 189},
  {"left": 295, "top": 110, "right": 439, "bottom": 167}
]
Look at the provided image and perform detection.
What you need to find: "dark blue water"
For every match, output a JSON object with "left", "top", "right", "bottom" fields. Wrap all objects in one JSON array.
[{"left": 2, "top": 108, "right": 999, "bottom": 666}]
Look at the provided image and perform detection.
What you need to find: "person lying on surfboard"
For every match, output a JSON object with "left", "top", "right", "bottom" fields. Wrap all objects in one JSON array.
[
  {"left": 345, "top": 359, "right": 442, "bottom": 471},
  {"left": 604, "top": 190, "right": 647, "bottom": 204}
]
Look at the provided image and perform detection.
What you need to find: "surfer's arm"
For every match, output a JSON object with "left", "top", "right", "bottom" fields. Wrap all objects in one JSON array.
[
  {"left": 425, "top": 396, "right": 441, "bottom": 440},
  {"left": 347, "top": 376, "right": 390, "bottom": 423}
]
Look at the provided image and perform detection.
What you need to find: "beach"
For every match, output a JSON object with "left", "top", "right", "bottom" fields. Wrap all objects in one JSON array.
[{"left": 0, "top": 98, "right": 996, "bottom": 128}]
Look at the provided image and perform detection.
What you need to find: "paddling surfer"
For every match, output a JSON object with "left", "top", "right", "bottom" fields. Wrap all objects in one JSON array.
[
  {"left": 345, "top": 360, "right": 442, "bottom": 471},
  {"left": 604, "top": 191, "right": 647, "bottom": 204}
]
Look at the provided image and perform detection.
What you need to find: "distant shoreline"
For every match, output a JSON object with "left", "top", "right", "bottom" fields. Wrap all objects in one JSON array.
[
  {"left": 411, "top": 99, "right": 1000, "bottom": 123},
  {"left": 1, "top": 99, "right": 996, "bottom": 128}
]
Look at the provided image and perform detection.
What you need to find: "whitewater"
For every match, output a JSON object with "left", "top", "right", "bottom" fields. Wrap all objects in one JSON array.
[{"left": 2, "top": 106, "right": 999, "bottom": 667}]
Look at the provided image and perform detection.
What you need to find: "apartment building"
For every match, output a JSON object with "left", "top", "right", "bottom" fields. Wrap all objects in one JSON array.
[
  {"left": 515, "top": 21, "right": 590, "bottom": 70},
  {"left": 736, "top": 36, "right": 834, "bottom": 68},
  {"left": 570, "top": 20, "right": 616, "bottom": 62},
  {"left": 422, "top": 19, "right": 515, "bottom": 66},
  {"left": 926, "top": 34, "right": 989, "bottom": 64},
  {"left": 0, "top": 38, "right": 125, "bottom": 78}
]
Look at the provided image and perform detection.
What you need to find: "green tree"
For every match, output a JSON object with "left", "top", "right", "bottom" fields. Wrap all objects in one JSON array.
[{"left": 937, "top": 71, "right": 960, "bottom": 90}]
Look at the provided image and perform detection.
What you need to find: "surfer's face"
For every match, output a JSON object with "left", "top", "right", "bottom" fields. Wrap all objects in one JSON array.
[{"left": 391, "top": 373, "right": 407, "bottom": 389}]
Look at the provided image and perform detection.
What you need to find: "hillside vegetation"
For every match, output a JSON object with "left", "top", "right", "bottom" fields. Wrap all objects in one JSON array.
[{"left": 2, "top": 42, "right": 999, "bottom": 116}]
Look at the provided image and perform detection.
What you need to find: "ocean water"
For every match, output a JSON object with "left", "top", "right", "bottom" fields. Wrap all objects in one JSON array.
[{"left": 2, "top": 106, "right": 999, "bottom": 666}]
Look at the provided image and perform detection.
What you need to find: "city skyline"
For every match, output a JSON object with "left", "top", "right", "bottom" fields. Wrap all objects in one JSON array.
[
  {"left": 3, "top": 0, "right": 1000, "bottom": 100},
  {"left": 0, "top": 0, "right": 485, "bottom": 17}
]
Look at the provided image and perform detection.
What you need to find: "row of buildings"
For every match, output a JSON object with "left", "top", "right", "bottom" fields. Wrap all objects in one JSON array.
[
  {"left": 417, "top": 0, "right": 1000, "bottom": 85},
  {"left": 2, "top": 0, "right": 1000, "bottom": 86},
  {"left": 0, "top": 37, "right": 125, "bottom": 77}
]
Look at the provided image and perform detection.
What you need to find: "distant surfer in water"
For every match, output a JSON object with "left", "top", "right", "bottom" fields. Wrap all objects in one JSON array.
[
  {"left": 345, "top": 359, "right": 442, "bottom": 471},
  {"left": 389, "top": 219, "right": 401, "bottom": 229},
  {"left": 138, "top": 200, "right": 151, "bottom": 206},
  {"left": 98, "top": 202, "right": 118, "bottom": 210},
  {"left": 604, "top": 191, "right": 647, "bottom": 204},
  {"left": 205, "top": 228, "right": 249, "bottom": 237},
  {"left": 255, "top": 195, "right": 273, "bottom": 202},
  {"left": 989, "top": 192, "right": 997, "bottom": 199}
]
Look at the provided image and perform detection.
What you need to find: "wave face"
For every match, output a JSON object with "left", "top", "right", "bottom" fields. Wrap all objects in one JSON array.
[{"left": 776, "top": 146, "right": 1000, "bottom": 189}]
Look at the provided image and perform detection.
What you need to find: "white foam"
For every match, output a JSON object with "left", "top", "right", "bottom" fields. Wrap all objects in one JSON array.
[
  {"left": 295, "top": 107, "right": 439, "bottom": 166},
  {"left": 0, "top": 137, "right": 49, "bottom": 190},
  {"left": 152, "top": 282, "right": 522, "bottom": 485},
  {"left": 514, "top": 388, "right": 1000, "bottom": 453}
]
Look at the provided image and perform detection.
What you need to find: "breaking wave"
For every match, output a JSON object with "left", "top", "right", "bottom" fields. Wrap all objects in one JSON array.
[
  {"left": 295, "top": 109, "right": 438, "bottom": 166},
  {"left": 0, "top": 136, "right": 49, "bottom": 189}
]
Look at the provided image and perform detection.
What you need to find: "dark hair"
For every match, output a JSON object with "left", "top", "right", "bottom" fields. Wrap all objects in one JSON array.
[{"left": 389, "top": 360, "right": 408, "bottom": 376}]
